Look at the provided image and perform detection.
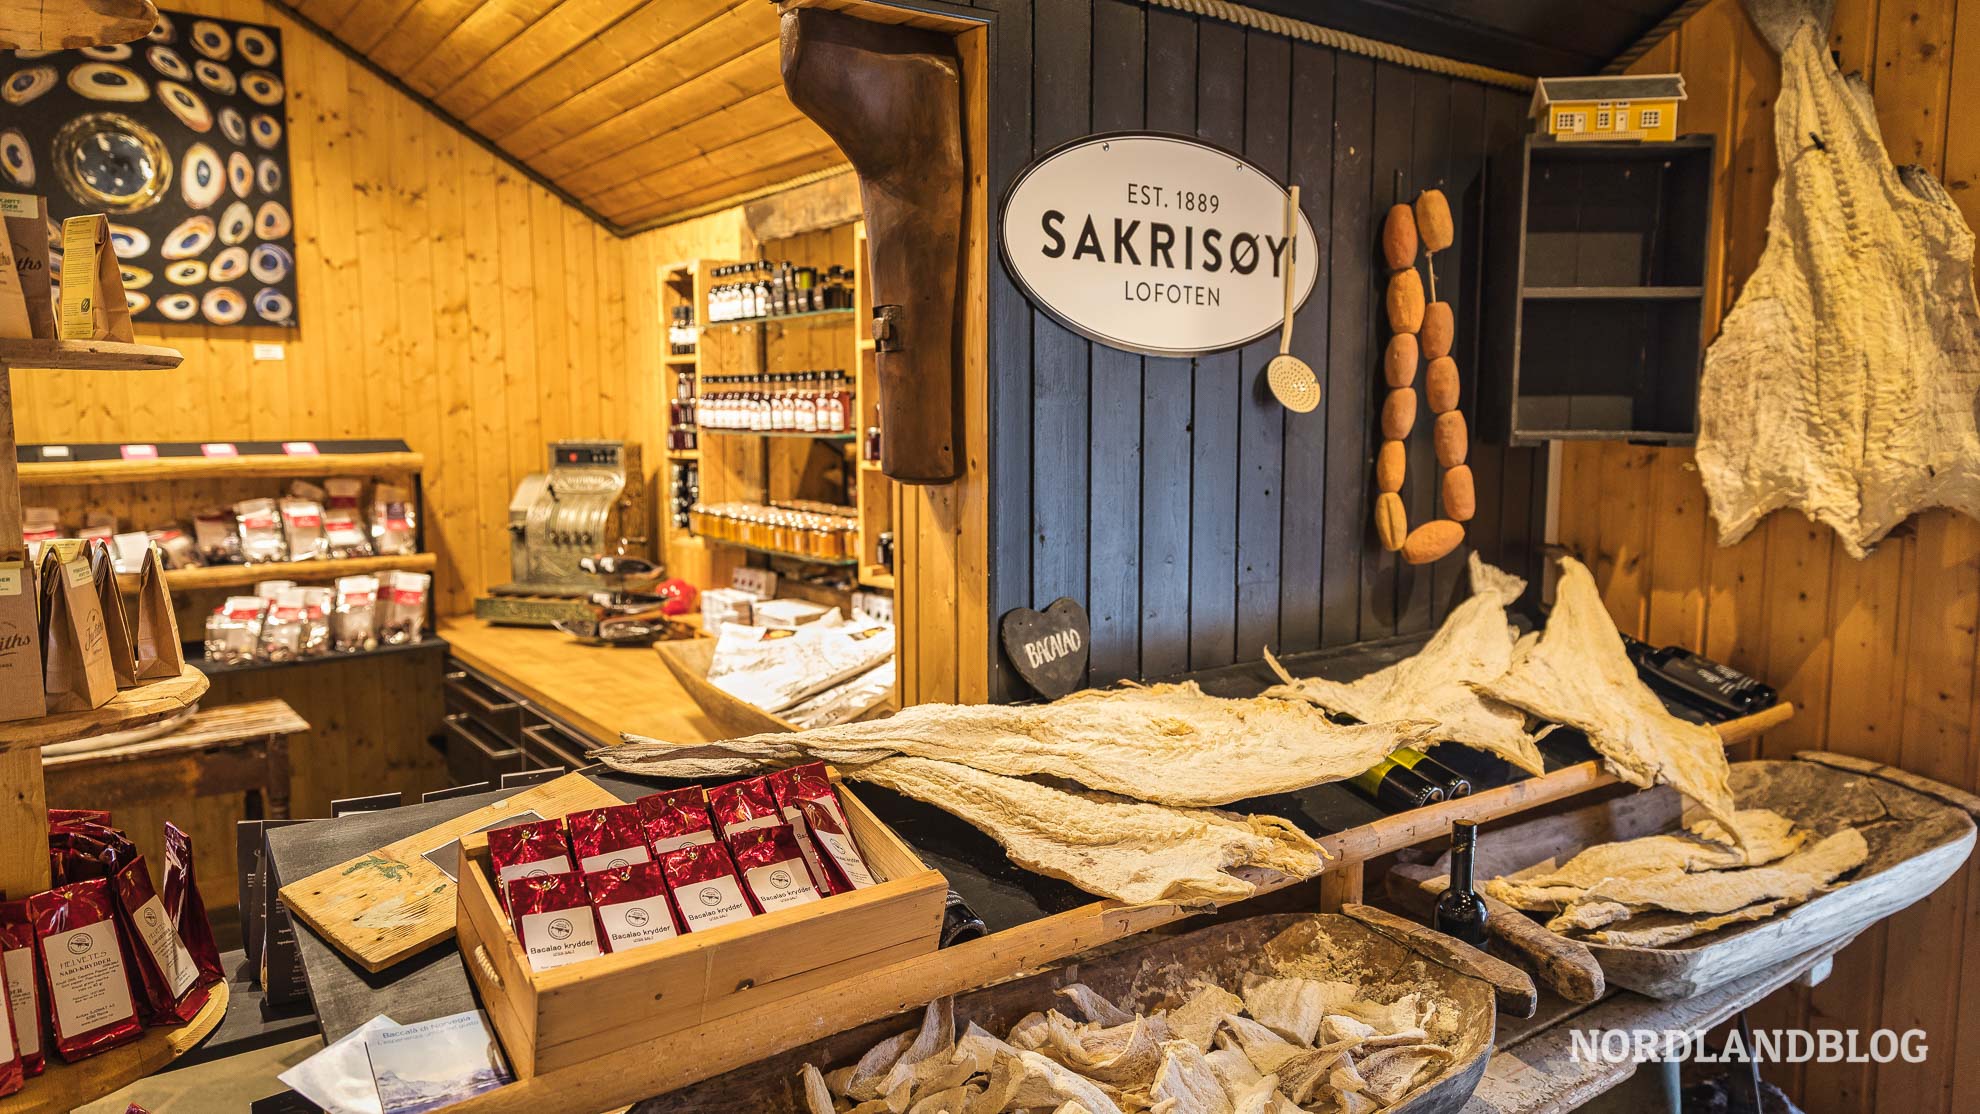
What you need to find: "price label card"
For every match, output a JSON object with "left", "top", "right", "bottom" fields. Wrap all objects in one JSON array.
[
  {"left": 282, "top": 441, "right": 319, "bottom": 456},
  {"left": 120, "top": 443, "right": 159, "bottom": 460},
  {"left": 201, "top": 442, "right": 239, "bottom": 457},
  {"left": 41, "top": 445, "right": 70, "bottom": 458}
]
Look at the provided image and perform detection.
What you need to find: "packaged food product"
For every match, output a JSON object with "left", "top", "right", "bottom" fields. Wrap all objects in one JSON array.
[
  {"left": 508, "top": 872, "right": 602, "bottom": 972},
  {"left": 161, "top": 823, "right": 224, "bottom": 990},
  {"left": 258, "top": 587, "right": 306, "bottom": 663},
  {"left": 86, "top": 539, "right": 137, "bottom": 689},
  {"left": 635, "top": 787, "right": 717, "bottom": 855},
  {"left": 566, "top": 805, "right": 652, "bottom": 875},
  {"left": 299, "top": 586, "right": 333, "bottom": 657},
  {"left": 707, "top": 776, "right": 780, "bottom": 839},
  {"left": 659, "top": 842, "right": 754, "bottom": 933},
  {"left": 234, "top": 498, "right": 288, "bottom": 564},
  {"left": 145, "top": 526, "right": 200, "bottom": 569},
  {"left": 133, "top": 547, "right": 186, "bottom": 681},
  {"left": 109, "top": 531, "right": 152, "bottom": 575},
  {"left": 26, "top": 879, "right": 143, "bottom": 1061},
  {"left": 380, "top": 570, "right": 430, "bottom": 644},
  {"left": 322, "top": 478, "right": 373, "bottom": 559},
  {"left": 205, "top": 596, "right": 266, "bottom": 665},
  {"left": 729, "top": 824, "right": 822, "bottom": 914},
  {"left": 330, "top": 575, "right": 379, "bottom": 653},
  {"left": 0, "top": 900, "right": 40, "bottom": 1078},
  {"left": 279, "top": 496, "right": 328, "bottom": 561},
  {"left": 582, "top": 862, "right": 681, "bottom": 953},
  {"left": 21, "top": 507, "right": 59, "bottom": 547},
  {"left": 192, "top": 508, "right": 243, "bottom": 565},
  {"left": 110, "top": 856, "right": 206, "bottom": 1024},
  {"left": 765, "top": 763, "right": 837, "bottom": 895},
  {"left": 486, "top": 821, "right": 573, "bottom": 913},
  {"left": 41, "top": 541, "right": 117, "bottom": 712},
  {"left": 0, "top": 964, "right": 18, "bottom": 1094},
  {"left": 371, "top": 483, "right": 417, "bottom": 556},
  {"left": 792, "top": 778, "right": 880, "bottom": 893}
]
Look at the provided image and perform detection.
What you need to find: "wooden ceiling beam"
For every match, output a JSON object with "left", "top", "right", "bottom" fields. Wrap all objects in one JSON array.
[
  {"left": 564, "top": 96, "right": 824, "bottom": 200},
  {"left": 529, "top": 45, "right": 783, "bottom": 175}
]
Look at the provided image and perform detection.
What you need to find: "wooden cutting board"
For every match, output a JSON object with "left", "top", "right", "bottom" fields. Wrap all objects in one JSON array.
[{"left": 279, "top": 773, "right": 624, "bottom": 972}]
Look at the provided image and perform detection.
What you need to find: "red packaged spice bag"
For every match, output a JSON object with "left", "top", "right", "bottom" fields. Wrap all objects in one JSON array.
[
  {"left": 636, "top": 786, "right": 718, "bottom": 855},
  {"left": 111, "top": 857, "right": 207, "bottom": 1024},
  {"left": 47, "top": 809, "right": 113, "bottom": 830},
  {"left": 659, "top": 842, "right": 755, "bottom": 932},
  {"left": 0, "top": 939, "right": 19, "bottom": 1097},
  {"left": 486, "top": 820, "right": 573, "bottom": 913},
  {"left": 26, "top": 880, "right": 143, "bottom": 1061},
  {"left": 766, "top": 763, "right": 839, "bottom": 895},
  {"left": 507, "top": 872, "right": 602, "bottom": 973},
  {"left": 707, "top": 775, "right": 781, "bottom": 839},
  {"left": 583, "top": 862, "right": 682, "bottom": 953},
  {"left": 792, "top": 779, "right": 881, "bottom": 893},
  {"left": 729, "top": 825, "right": 823, "bottom": 914},
  {"left": 566, "top": 804, "right": 653, "bottom": 875},
  {"left": 161, "top": 823, "right": 224, "bottom": 991},
  {"left": 0, "top": 901, "right": 44, "bottom": 1076}
]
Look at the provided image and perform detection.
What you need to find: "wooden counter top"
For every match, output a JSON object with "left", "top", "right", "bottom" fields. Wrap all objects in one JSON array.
[{"left": 436, "top": 617, "right": 721, "bottom": 748}]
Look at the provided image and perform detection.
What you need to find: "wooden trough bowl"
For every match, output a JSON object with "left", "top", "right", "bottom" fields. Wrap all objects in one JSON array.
[
  {"left": 635, "top": 913, "right": 1499, "bottom": 1113},
  {"left": 654, "top": 635, "right": 897, "bottom": 741},
  {"left": 1450, "top": 754, "right": 1979, "bottom": 1000}
]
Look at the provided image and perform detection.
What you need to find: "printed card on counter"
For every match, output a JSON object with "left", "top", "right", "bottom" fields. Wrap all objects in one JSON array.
[{"left": 364, "top": 1010, "right": 512, "bottom": 1114}]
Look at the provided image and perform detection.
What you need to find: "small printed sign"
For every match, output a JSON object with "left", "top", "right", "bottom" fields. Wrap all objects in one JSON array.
[
  {"left": 40, "top": 445, "right": 69, "bottom": 458},
  {"left": 252, "top": 342, "right": 286, "bottom": 361},
  {"left": 119, "top": 443, "right": 158, "bottom": 460},
  {"left": 1000, "top": 597, "right": 1091, "bottom": 699},
  {"left": 281, "top": 441, "right": 319, "bottom": 456},
  {"left": 201, "top": 443, "right": 239, "bottom": 457}
]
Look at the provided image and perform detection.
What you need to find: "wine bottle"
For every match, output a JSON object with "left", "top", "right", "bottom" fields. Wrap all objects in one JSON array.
[
  {"left": 1389, "top": 746, "right": 1473, "bottom": 798},
  {"left": 1619, "top": 633, "right": 1777, "bottom": 722},
  {"left": 1348, "top": 760, "right": 1445, "bottom": 812},
  {"left": 1432, "top": 820, "right": 1489, "bottom": 949}
]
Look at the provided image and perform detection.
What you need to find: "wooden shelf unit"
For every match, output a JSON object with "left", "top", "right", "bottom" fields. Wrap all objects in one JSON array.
[
  {"left": 134, "top": 551, "right": 438, "bottom": 593},
  {"left": 0, "top": 338, "right": 182, "bottom": 372}
]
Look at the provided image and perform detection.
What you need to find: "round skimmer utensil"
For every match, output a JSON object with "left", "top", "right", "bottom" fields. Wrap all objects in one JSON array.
[{"left": 1266, "top": 184, "right": 1319, "bottom": 413}]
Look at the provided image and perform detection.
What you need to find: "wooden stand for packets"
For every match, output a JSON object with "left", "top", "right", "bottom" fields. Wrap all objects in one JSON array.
[{"left": 0, "top": 338, "right": 228, "bottom": 1114}]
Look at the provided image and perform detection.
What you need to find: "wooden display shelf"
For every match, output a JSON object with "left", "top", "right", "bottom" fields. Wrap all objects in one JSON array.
[
  {"left": 716, "top": 307, "right": 856, "bottom": 327},
  {"left": 697, "top": 427, "right": 856, "bottom": 442},
  {"left": 0, "top": 665, "right": 210, "bottom": 755},
  {"left": 665, "top": 448, "right": 701, "bottom": 461},
  {"left": 858, "top": 564, "right": 895, "bottom": 590},
  {"left": 123, "top": 551, "right": 438, "bottom": 593},
  {"left": 704, "top": 537, "right": 858, "bottom": 566},
  {"left": 0, "top": 0, "right": 158, "bottom": 52},
  {"left": 20, "top": 449, "right": 424, "bottom": 484},
  {"left": 0, "top": 981, "right": 228, "bottom": 1114},
  {"left": 191, "top": 635, "right": 450, "bottom": 677},
  {"left": 0, "top": 338, "right": 183, "bottom": 372},
  {"left": 665, "top": 354, "right": 698, "bottom": 366}
]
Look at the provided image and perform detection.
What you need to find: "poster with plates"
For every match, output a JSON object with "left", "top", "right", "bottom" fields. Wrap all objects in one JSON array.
[{"left": 0, "top": 9, "right": 298, "bottom": 327}]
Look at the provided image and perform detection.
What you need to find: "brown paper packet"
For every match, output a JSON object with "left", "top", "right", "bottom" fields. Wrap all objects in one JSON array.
[
  {"left": 57, "top": 214, "right": 133, "bottom": 343},
  {"left": 0, "top": 193, "right": 54, "bottom": 338},
  {"left": 41, "top": 541, "right": 117, "bottom": 712},
  {"left": 133, "top": 546, "right": 185, "bottom": 681},
  {"left": 88, "top": 540, "right": 137, "bottom": 688},
  {"left": 0, "top": 212, "right": 27, "bottom": 340},
  {"left": 0, "top": 553, "right": 44, "bottom": 722}
]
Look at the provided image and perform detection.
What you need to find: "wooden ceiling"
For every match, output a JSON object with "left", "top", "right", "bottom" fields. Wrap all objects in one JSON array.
[{"left": 280, "top": 0, "right": 848, "bottom": 231}]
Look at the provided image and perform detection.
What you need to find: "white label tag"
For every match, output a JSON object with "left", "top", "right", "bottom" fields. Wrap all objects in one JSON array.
[
  {"left": 497, "top": 854, "right": 571, "bottom": 894},
  {"left": 0, "top": 193, "right": 33, "bottom": 218},
  {"left": 41, "top": 921, "right": 136, "bottom": 1038},
  {"left": 252, "top": 342, "right": 285, "bottom": 361},
  {"left": 721, "top": 814, "right": 780, "bottom": 839},
  {"left": 652, "top": 829, "right": 716, "bottom": 856},
  {"left": 0, "top": 958, "right": 13, "bottom": 1063},
  {"left": 3, "top": 947, "right": 38, "bottom": 1059},
  {"left": 131, "top": 894, "right": 199, "bottom": 998},
  {"left": 0, "top": 564, "right": 20, "bottom": 596},
  {"left": 39, "top": 445, "right": 68, "bottom": 458},
  {"left": 578, "top": 844, "right": 651, "bottom": 875},
  {"left": 811, "top": 798, "right": 879, "bottom": 889},
  {"left": 596, "top": 895, "right": 679, "bottom": 952},
  {"left": 744, "top": 858, "right": 821, "bottom": 913},
  {"left": 673, "top": 875, "right": 753, "bottom": 933},
  {"left": 517, "top": 906, "right": 602, "bottom": 973}
]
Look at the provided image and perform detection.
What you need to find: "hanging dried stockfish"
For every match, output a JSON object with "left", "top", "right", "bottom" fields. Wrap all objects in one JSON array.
[
  {"left": 1695, "top": 0, "right": 1980, "bottom": 558},
  {"left": 1474, "top": 557, "right": 1741, "bottom": 838},
  {"left": 1263, "top": 555, "right": 1547, "bottom": 775},
  {"left": 604, "top": 683, "right": 1436, "bottom": 807}
]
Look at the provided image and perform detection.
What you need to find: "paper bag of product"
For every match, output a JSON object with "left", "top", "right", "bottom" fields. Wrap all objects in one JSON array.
[
  {"left": 0, "top": 208, "right": 26, "bottom": 340},
  {"left": 41, "top": 541, "right": 118, "bottom": 712},
  {"left": 87, "top": 539, "right": 138, "bottom": 688},
  {"left": 0, "top": 554, "right": 43, "bottom": 722},
  {"left": 58, "top": 214, "right": 133, "bottom": 342},
  {"left": 1, "top": 193, "right": 53, "bottom": 339},
  {"left": 133, "top": 546, "right": 185, "bottom": 681}
]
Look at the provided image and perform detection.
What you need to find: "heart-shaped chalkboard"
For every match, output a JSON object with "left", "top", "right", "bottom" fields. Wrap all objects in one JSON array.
[{"left": 1000, "top": 597, "right": 1090, "bottom": 699}]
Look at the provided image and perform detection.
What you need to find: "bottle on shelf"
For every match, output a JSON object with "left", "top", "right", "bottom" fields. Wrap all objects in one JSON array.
[
  {"left": 1619, "top": 633, "right": 1777, "bottom": 722},
  {"left": 1386, "top": 746, "right": 1473, "bottom": 799},
  {"left": 1347, "top": 758, "right": 1446, "bottom": 812},
  {"left": 1431, "top": 820, "right": 1490, "bottom": 950},
  {"left": 864, "top": 407, "right": 882, "bottom": 462}
]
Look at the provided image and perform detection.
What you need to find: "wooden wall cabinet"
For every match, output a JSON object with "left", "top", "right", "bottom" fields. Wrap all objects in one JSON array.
[{"left": 1483, "top": 135, "right": 1714, "bottom": 445}]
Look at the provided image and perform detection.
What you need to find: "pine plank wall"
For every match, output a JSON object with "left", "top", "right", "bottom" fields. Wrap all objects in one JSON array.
[{"left": 1565, "top": 0, "right": 1980, "bottom": 1107}]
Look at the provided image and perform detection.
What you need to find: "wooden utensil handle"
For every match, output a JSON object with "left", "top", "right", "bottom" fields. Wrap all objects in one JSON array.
[
  {"left": 1388, "top": 862, "right": 1606, "bottom": 1004},
  {"left": 1280, "top": 186, "right": 1299, "bottom": 355},
  {"left": 1343, "top": 901, "right": 1538, "bottom": 1017}
]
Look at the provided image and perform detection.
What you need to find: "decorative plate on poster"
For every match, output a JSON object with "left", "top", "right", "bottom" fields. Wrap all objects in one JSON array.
[
  {"left": 999, "top": 597, "right": 1089, "bottom": 699},
  {"left": 2, "top": 9, "right": 298, "bottom": 327}
]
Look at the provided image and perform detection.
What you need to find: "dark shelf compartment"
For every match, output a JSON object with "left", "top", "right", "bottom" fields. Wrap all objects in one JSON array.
[{"left": 189, "top": 636, "right": 449, "bottom": 676}]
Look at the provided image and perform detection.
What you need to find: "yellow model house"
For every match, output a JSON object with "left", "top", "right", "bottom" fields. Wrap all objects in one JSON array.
[{"left": 1531, "top": 75, "right": 1685, "bottom": 142}]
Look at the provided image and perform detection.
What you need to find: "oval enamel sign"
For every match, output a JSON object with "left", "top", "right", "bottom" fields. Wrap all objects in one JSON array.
[{"left": 1000, "top": 132, "right": 1320, "bottom": 358}]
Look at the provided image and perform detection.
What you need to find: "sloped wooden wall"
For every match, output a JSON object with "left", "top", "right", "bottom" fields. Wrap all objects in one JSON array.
[{"left": 1569, "top": 2, "right": 1980, "bottom": 1107}]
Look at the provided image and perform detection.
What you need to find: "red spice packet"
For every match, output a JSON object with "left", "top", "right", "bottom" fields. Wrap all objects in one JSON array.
[
  {"left": 111, "top": 857, "right": 208, "bottom": 1024},
  {"left": 507, "top": 871, "right": 602, "bottom": 973},
  {"left": 47, "top": 809, "right": 113, "bottom": 831},
  {"left": 767, "top": 763, "right": 839, "bottom": 896},
  {"left": 582, "top": 862, "right": 681, "bottom": 953},
  {"left": 0, "top": 936, "right": 19, "bottom": 1097},
  {"left": 0, "top": 901, "right": 43, "bottom": 1076},
  {"left": 659, "top": 842, "right": 755, "bottom": 932},
  {"left": 728, "top": 824, "right": 823, "bottom": 914},
  {"left": 566, "top": 804, "right": 654, "bottom": 875},
  {"left": 26, "top": 880, "right": 143, "bottom": 1061},
  {"left": 635, "top": 786, "right": 718, "bottom": 855},
  {"left": 487, "top": 820, "right": 573, "bottom": 913},
  {"left": 707, "top": 776, "right": 781, "bottom": 839},
  {"left": 161, "top": 823, "right": 224, "bottom": 991},
  {"left": 794, "top": 781, "right": 881, "bottom": 893}
]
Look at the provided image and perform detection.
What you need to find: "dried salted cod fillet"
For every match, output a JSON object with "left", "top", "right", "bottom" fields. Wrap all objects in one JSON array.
[
  {"left": 1204, "top": 1048, "right": 1263, "bottom": 1095},
  {"left": 1228, "top": 1074, "right": 1290, "bottom": 1114},
  {"left": 1059, "top": 984, "right": 1136, "bottom": 1027},
  {"left": 799, "top": 1063, "right": 838, "bottom": 1114},
  {"left": 1486, "top": 809, "right": 1808, "bottom": 909},
  {"left": 1695, "top": 0, "right": 1980, "bottom": 558},
  {"left": 1150, "top": 1041, "right": 1233, "bottom": 1114},
  {"left": 1476, "top": 557, "right": 1741, "bottom": 836},
  {"left": 876, "top": 997, "right": 956, "bottom": 1100},
  {"left": 854, "top": 758, "right": 1325, "bottom": 905},
  {"left": 1573, "top": 827, "right": 1867, "bottom": 917},
  {"left": 1043, "top": 1012, "right": 1173, "bottom": 1085},
  {"left": 847, "top": 1028, "right": 919, "bottom": 1101},
  {"left": 1263, "top": 556, "right": 1547, "bottom": 774},
  {"left": 1544, "top": 901, "right": 1633, "bottom": 934},
  {"left": 1357, "top": 1044, "right": 1455, "bottom": 1106},
  {"left": 1241, "top": 978, "right": 1325, "bottom": 1045},
  {"left": 907, "top": 1086, "right": 975, "bottom": 1114},
  {"left": 1590, "top": 897, "right": 1796, "bottom": 947},
  {"left": 1170, "top": 985, "right": 1246, "bottom": 1053},
  {"left": 606, "top": 681, "right": 1436, "bottom": 806},
  {"left": 1216, "top": 1015, "right": 1303, "bottom": 1075}
]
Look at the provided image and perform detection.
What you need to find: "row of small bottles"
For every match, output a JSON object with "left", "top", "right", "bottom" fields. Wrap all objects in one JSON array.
[
  {"left": 667, "top": 374, "right": 699, "bottom": 451},
  {"left": 689, "top": 501, "right": 857, "bottom": 561},
  {"left": 669, "top": 463, "right": 698, "bottom": 530},
  {"left": 667, "top": 305, "right": 697, "bottom": 355},
  {"left": 699, "top": 371, "right": 855, "bottom": 434},
  {"left": 706, "top": 261, "right": 856, "bottom": 323}
]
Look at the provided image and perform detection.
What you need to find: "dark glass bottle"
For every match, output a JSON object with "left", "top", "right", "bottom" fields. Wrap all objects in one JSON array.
[
  {"left": 1432, "top": 820, "right": 1489, "bottom": 949},
  {"left": 1348, "top": 759, "right": 1445, "bottom": 812},
  {"left": 1619, "top": 633, "right": 1777, "bottom": 721},
  {"left": 1388, "top": 746, "right": 1473, "bottom": 798}
]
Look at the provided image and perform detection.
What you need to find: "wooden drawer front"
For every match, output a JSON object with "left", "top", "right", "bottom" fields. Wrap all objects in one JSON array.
[
  {"left": 444, "top": 666, "right": 523, "bottom": 742},
  {"left": 519, "top": 720, "right": 588, "bottom": 772},
  {"left": 444, "top": 712, "right": 523, "bottom": 786}
]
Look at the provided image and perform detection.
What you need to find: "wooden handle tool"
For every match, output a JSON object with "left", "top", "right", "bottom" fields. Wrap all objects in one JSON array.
[
  {"left": 1386, "top": 862, "right": 1606, "bottom": 1004},
  {"left": 1342, "top": 902, "right": 1538, "bottom": 1018}
]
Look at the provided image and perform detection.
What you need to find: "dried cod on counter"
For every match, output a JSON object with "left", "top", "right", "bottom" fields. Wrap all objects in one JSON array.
[
  {"left": 1694, "top": 0, "right": 1980, "bottom": 557},
  {"left": 1263, "top": 555, "right": 1546, "bottom": 775},
  {"left": 707, "top": 611, "right": 896, "bottom": 716},
  {"left": 797, "top": 972, "right": 1458, "bottom": 1114}
]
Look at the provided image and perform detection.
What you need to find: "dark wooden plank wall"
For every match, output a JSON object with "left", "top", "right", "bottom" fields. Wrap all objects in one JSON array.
[{"left": 974, "top": 0, "right": 1550, "bottom": 702}]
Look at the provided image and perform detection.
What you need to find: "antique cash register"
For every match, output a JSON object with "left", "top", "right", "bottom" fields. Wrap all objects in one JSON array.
[{"left": 473, "top": 441, "right": 648, "bottom": 626}]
